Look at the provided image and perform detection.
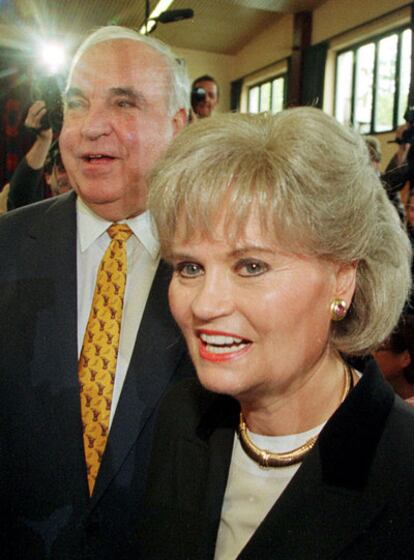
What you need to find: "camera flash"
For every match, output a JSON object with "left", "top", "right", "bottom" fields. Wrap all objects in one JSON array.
[{"left": 40, "top": 41, "right": 66, "bottom": 75}]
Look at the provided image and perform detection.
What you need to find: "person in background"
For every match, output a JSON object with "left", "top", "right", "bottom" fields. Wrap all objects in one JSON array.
[
  {"left": 374, "top": 316, "right": 414, "bottom": 402},
  {"left": 6, "top": 100, "right": 54, "bottom": 209},
  {"left": 381, "top": 113, "right": 414, "bottom": 221},
  {"left": 404, "top": 189, "right": 414, "bottom": 314},
  {"left": 7, "top": 138, "right": 71, "bottom": 210},
  {"left": 0, "top": 184, "right": 9, "bottom": 214},
  {"left": 0, "top": 25, "right": 192, "bottom": 560},
  {"left": 138, "top": 108, "right": 414, "bottom": 559},
  {"left": 191, "top": 74, "right": 219, "bottom": 119},
  {"left": 385, "top": 117, "right": 413, "bottom": 173},
  {"left": 406, "top": 189, "right": 414, "bottom": 243},
  {"left": 364, "top": 135, "right": 382, "bottom": 175}
]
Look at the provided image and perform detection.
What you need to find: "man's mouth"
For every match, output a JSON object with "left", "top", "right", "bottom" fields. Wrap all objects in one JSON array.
[
  {"left": 82, "top": 153, "right": 116, "bottom": 162},
  {"left": 197, "top": 331, "right": 252, "bottom": 361}
]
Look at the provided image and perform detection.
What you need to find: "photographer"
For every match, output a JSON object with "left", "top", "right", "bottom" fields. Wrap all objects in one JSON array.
[
  {"left": 7, "top": 99, "right": 70, "bottom": 210},
  {"left": 381, "top": 109, "right": 414, "bottom": 221},
  {"left": 386, "top": 122, "right": 412, "bottom": 172},
  {"left": 191, "top": 74, "right": 219, "bottom": 119}
]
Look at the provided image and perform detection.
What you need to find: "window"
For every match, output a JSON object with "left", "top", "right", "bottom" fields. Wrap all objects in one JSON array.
[
  {"left": 248, "top": 75, "right": 286, "bottom": 114},
  {"left": 335, "top": 27, "right": 411, "bottom": 133}
]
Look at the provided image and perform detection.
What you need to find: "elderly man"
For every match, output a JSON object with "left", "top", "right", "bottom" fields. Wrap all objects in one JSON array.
[{"left": 0, "top": 26, "right": 192, "bottom": 559}]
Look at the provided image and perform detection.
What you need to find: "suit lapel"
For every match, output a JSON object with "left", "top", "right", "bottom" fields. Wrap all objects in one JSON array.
[
  {"left": 239, "top": 363, "right": 395, "bottom": 559},
  {"left": 176, "top": 395, "right": 240, "bottom": 559},
  {"left": 91, "top": 260, "right": 188, "bottom": 506},
  {"left": 28, "top": 192, "right": 79, "bottom": 395},
  {"left": 238, "top": 447, "right": 385, "bottom": 559},
  {"left": 27, "top": 192, "right": 88, "bottom": 497}
]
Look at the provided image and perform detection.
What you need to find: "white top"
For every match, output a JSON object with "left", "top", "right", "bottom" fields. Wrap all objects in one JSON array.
[
  {"left": 214, "top": 423, "right": 325, "bottom": 560},
  {"left": 76, "top": 197, "right": 160, "bottom": 426}
]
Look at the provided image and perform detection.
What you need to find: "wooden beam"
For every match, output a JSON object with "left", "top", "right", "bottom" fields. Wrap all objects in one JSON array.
[{"left": 287, "top": 11, "right": 312, "bottom": 107}]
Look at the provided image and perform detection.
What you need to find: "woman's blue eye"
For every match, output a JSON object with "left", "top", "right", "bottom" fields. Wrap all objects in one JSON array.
[
  {"left": 176, "top": 262, "right": 203, "bottom": 278},
  {"left": 237, "top": 259, "right": 269, "bottom": 277}
]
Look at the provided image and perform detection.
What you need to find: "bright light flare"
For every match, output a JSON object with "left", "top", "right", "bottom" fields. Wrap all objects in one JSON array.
[
  {"left": 139, "top": 0, "right": 174, "bottom": 34},
  {"left": 39, "top": 41, "right": 66, "bottom": 74}
]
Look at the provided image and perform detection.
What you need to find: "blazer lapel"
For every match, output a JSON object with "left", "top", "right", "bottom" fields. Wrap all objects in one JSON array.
[
  {"left": 91, "top": 260, "right": 188, "bottom": 505},
  {"left": 176, "top": 394, "right": 240, "bottom": 560},
  {"left": 239, "top": 363, "right": 395, "bottom": 559},
  {"left": 27, "top": 192, "right": 88, "bottom": 496}
]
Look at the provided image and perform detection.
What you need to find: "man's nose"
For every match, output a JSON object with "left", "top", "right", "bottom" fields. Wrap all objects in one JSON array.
[{"left": 80, "top": 106, "right": 112, "bottom": 140}]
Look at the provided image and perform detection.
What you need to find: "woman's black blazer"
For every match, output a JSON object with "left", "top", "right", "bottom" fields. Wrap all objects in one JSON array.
[{"left": 138, "top": 361, "right": 414, "bottom": 559}]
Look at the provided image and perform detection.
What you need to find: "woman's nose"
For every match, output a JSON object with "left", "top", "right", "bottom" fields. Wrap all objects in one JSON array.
[{"left": 191, "top": 273, "right": 235, "bottom": 321}]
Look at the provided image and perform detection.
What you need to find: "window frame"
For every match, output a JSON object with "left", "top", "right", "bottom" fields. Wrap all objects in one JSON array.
[
  {"left": 334, "top": 24, "right": 411, "bottom": 134},
  {"left": 247, "top": 73, "right": 287, "bottom": 114}
]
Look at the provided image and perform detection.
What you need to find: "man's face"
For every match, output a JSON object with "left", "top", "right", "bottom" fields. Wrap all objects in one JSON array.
[
  {"left": 45, "top": 165, "right": 72, "bottom": 195},
  {"left": 60, "top": 39, "right": 186, "bottom": 221},
  {"left": 193, "top": 80, "right": 218, "bottom": 119}
]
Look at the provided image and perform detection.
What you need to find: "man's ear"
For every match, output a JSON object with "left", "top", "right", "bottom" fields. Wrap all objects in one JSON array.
[
  {"left": 172, "top": 108, "right": 188, "bottom": 136},
  {"left": 334, "top": 261, "right": 358, "bottom": 303},
  {"left": 400, "top": 349, "right": 411, "bottom": 369}
]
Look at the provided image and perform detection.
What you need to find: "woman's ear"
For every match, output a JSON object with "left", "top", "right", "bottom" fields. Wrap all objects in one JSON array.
[{"left": 334, "top": 261, "right": 358, "bottom": 303}]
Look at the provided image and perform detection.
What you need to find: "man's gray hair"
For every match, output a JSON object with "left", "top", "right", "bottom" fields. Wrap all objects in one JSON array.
[{"left": 66, "top": 25, "right": 190, "bottom": 115}]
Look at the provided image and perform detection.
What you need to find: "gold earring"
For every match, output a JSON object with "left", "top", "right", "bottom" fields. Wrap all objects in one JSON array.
[{"left": 330, "top": 299, "right": 347, "bottom": 321}]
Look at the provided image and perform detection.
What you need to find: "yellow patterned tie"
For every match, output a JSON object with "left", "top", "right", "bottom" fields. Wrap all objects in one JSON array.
[{"left": 78, "top": 224, "right": 132, "bottom": 495}]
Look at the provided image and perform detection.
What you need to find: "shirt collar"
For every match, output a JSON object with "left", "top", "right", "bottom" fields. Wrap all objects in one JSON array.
[{"left": 76, "top": 196, "right": 160, "bottom": 259}]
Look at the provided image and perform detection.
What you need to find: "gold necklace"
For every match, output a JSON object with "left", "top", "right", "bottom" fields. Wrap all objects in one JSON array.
[{"left": 238, "top": 364, "right": 354, "bottom": 468}]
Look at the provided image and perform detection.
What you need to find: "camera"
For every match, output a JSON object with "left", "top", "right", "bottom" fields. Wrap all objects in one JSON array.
[
  {"left": 31, "top": 75, "right": 64, "bottom": 133},
  {"left": 191, "top": 87, "right": 206, "bottom": 108}
]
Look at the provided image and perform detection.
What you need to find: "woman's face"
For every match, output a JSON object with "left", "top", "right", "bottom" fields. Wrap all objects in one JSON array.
[{"left": 168, "top": 208, "right": 356, "bottom": 409}]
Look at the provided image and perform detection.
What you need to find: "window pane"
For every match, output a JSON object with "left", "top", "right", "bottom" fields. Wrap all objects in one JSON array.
[
  {"left": 374, "top": 34, "right": 398, "bottom": 132},
  {"left": 399, "top": 29, "right": 412, "bottom": 124},
  {"left": 335, "top": 51, "right": 353, "bottom": 126},
  {"left": 355, "top": 43, "right": 375, "bottom": 133},
  {"left": 249, "top": 86, "right": 259, "bottom": 113},
  {"left": 271, "top": 77, "right": 284, "bottom": 113},
  {"left": 260, "top": 82, "right": 271, "bottom": 112}
]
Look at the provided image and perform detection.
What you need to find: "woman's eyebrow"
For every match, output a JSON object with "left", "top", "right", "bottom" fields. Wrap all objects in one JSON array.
[{"left": 230, "top": 245, "right": 275, "bottom": 257}]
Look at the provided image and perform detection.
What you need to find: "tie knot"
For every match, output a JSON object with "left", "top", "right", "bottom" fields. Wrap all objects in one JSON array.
[{"left": 108, "top": 224, "right": 133, "bottom": 242}]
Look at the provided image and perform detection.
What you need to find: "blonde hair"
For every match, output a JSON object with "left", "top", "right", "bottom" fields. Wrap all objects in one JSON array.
[
  {"left": 364, "top": 135, "right": 382, "bottom": 163},
  {"left": 149, "top": 108, "right": 412, "bottom": 354}
]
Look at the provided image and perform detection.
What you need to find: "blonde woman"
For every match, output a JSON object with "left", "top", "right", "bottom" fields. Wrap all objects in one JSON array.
[{"left": 139, "top": 108, "right": 414, "bottom": 559}]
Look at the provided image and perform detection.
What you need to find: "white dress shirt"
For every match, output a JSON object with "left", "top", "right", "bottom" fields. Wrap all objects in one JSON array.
[{"left": 76, "top": 197, "right": 160, "bottom": 426}]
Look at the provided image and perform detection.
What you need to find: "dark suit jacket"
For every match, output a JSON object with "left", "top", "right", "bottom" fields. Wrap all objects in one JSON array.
[
  {"left": 0, "top": 192, "right": 193, "bottom": 559},
  {"left": 139, "top": 361, "right": 414, "bottom": 559}
]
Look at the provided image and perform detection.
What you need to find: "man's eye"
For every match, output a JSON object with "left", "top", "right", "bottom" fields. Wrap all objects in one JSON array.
[
  {"left": 117, "top": 99, "right": 135, "bottom": 108},
  {"left": 65, "top": 99, "right": 85, "bottom": 110},
  {"left": 175, "top": 262, "right": 203, "bottom": 278},
  {"left": 236, "top": 259, "right": 269, "bottom": 277}
]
